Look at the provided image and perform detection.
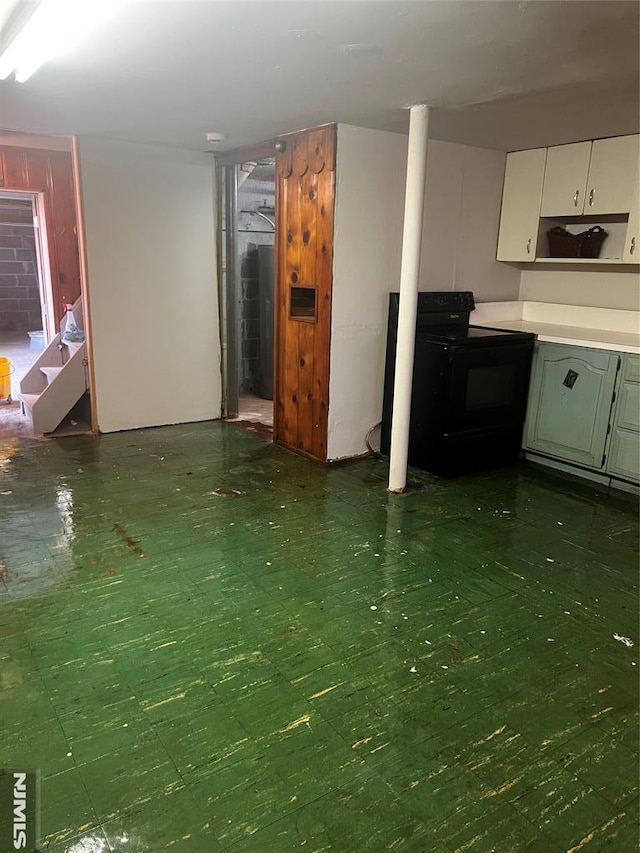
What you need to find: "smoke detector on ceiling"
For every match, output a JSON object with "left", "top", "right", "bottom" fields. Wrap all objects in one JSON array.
[{"left": 205, "top": 132, "right": 225, "bottom": 146}]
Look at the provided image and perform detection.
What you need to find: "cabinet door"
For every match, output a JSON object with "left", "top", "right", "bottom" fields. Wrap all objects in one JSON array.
[
  {"left": 613, "top": 379, "right": 640, "bottom": 432},
  {"left": 621, "top": 354, "right": 640, "bottom": 384},
  {"left": 586, "top": 135, "right": 639, "bottom": 214},
  {"left": 496, "top": 148, "right": 546, "bottom": 262},
  {"left": 525, "top": 343, "right": 619, "bottom": 468},
  {"left": 606, "top": 357, "right": 640, "bottom": 482},
  {"left": 623, "top": 174, "right": 639, "bottom": 262},
  {"left": 540, "top": 141, "right": 591, "bottom": 216},
  {"left": 607, "top": 429, "right": 640, "bottom": 482}
]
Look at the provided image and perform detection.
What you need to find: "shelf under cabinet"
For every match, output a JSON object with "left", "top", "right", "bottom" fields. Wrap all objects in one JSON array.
[
  {"left": 535, "top": 213, "right": 633, "bottom": 263},
  {"left": 534, "top": 257, "right": 630, "bottom": 264}
]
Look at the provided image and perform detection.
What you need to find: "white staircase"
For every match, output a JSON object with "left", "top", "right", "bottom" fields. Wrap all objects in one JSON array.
[{"left": 19, "top": 298, "right": 90, "bottom": 434}]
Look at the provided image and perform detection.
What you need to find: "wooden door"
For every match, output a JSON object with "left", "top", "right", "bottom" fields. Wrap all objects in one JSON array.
[
  {"left": 274, "top": 125, "right": 335, "bottom": 462},
  {"left": 587, "top": 134, "right": 640, "bottom": 215},
  {"left": 524, "top": 343, "right": 619, "bottom": 469},
  {"left": 540, "top": 141, "right": 591, "bottom": 216},
  {"left": 496, "top": 148, "right": 546, "bottom": 262}
]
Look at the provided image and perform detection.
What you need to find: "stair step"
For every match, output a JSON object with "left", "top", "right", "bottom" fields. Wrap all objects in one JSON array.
[
  {"left": 64, "top": 340, "right": 84, "bottom": 353},
  {"left": 40, "top": 366, "right": 64, "bottom": 381},
  {"left": 20, "top": 393, "right": 40, "bottom": 410}
]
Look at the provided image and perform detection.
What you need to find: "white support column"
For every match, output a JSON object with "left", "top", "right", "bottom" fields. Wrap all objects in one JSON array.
[{"left": 388, "top": 104, "right": 430, "bottom": 493}]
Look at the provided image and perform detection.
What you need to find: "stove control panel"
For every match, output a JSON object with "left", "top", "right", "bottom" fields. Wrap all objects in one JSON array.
[{"left": 416, "top": 291, "right": 475, "bottom": 313}]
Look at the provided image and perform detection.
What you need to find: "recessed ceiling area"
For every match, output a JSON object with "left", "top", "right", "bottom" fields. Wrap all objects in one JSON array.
[{"left": 0, "top": 0, "right": 637, "bottom": 152}]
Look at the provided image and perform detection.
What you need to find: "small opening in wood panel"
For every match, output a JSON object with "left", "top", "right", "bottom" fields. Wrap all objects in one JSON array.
[{"left": 290, "top": 286, "right": 317, "bottom": 322}]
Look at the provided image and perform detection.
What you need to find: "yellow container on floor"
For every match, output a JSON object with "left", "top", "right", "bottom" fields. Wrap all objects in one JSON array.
[{"left": 0, "top": 357, "right": 12, "bottom": 402}]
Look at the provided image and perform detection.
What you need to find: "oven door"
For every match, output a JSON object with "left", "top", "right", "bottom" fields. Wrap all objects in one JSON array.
[{"left": 446, "top": 341, "right": 534, "bottom": 433}]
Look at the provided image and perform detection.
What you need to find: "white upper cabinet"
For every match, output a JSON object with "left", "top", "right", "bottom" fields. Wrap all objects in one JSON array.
[
  {"left": 496, "top": 133, "right": 640, "bottom": 264},
  {"left": 496, "top": 148, "right": 546, "bottom": 262},
  {"left": 541, "top": 135, "right": 639, "bottom": 217},
  {"left": 540, "top": 141, "right": 591, "bottom": 216},
  {"left": 623, "top": 175, "right": 639, "bottom": 262},
  {"left": 586, "top": 135, "right": 639, "bottom": 215}
]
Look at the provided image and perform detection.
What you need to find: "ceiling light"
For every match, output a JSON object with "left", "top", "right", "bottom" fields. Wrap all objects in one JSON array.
[{"left": 0, "top": 0, "right": 114, "bottom": 83}]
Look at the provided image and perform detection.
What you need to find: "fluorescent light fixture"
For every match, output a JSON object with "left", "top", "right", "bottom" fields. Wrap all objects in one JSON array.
[{"left": 0, "top": 0, "right": 113, "bottom": 83}]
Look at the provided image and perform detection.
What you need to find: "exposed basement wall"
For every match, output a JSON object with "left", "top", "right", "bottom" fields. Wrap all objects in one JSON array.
[
  {"left": 77, "top": 138, "right": 221, "bottom": 433},
  {"left": 519, "top": 269, "right": 640, "bottom": 311},
  {"left": 328, "top": 124, "right": 407, "bottom": 461},
  {"left": 235, "top": 172, "right": 275, "bottom": 394}
]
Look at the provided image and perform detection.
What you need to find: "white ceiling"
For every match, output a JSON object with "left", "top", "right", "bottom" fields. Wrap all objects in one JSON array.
[
  {"left": 0, "top": 0, "right": 19, "bottom": 33},
  {"left": 0, "top": 0, "right": 638, "bottom": 153}
]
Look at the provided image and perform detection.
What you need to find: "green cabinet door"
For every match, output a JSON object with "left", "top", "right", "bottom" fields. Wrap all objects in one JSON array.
[
  {"left": 525, "top": 343, "right": 619, "bottom": 468},
  {"left": 607, "top": 428, "right": 640, "bottom": 482},
  {"left": 606, "top": 355, "right": 640, "bottom": 483}
]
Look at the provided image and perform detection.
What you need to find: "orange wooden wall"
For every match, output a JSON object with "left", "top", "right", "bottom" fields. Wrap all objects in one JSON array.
[
  {"left": 274, "top": 125, "right": 335, "bottom": 462},
  {"left": 0, "top": 145, "right": 81, "bottom": 328}
]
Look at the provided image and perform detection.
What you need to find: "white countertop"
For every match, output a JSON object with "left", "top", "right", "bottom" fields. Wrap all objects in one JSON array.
[{"left": 473, "top": 301, "right": 640, "bottom": 354}]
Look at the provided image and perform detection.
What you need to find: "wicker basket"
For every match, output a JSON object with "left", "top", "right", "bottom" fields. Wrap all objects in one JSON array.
[{"left": 547, "top": 225, "right": 608, "bottom": 259}]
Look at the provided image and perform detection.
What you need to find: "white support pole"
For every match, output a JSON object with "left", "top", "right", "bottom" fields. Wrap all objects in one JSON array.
[{"left": 388, "top": 104, "right": 430, "bottom": 493}]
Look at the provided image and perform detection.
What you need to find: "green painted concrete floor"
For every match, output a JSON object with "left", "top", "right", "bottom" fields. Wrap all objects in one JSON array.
[{"left": 1, "top": 422, "right": 638, "bottom": 852}]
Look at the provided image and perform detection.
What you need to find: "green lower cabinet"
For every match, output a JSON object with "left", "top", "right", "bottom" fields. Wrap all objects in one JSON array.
[
  {"left": 525, "top": 343, "right": 620, "bottom": 468},
  {"left": 606, "top": 428, "right": 640, "bottom": 481},
  {"left": 605, "top": 356, "right": 640, "bottom": 483},
  {"left": 610, "top": 370, "right": 640, "bottom": 432}
]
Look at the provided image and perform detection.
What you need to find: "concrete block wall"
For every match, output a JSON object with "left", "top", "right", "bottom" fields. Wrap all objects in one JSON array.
[
  {"left": 237, "top": 172, "right": 275, "bottom": 395},
  {"left": 0, "top": 221, "right": 41, "bottom": 332},
  {"left": 239, "top": 246, "right": 260, "bottom": 393}
]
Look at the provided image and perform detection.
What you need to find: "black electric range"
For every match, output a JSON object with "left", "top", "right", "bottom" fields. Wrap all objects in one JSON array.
[{"left": 381, "top": 291, "right": 536, "bottom": 476}]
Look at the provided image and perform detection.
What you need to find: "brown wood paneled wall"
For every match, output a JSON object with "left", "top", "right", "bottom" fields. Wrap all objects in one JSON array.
[
  {"left": 274, "top": 124, "right": 336, "bottom": 462},
  {"left": 0, "top": 145, "right": 81, "bottom": 328}
]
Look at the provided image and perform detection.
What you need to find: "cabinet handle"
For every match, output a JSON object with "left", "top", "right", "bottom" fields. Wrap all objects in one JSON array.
[
  {"left": 631, "top": 237, "right": 636, "bottom": 256},
  {"left": 526, "top": 237, "right": 532, "bottom": 255},
  {"left": 588, "top": 188, "right": 595, "bottom": 206},
  {"left": 573, "top": 189, "right": 579, "bottom": 207}
]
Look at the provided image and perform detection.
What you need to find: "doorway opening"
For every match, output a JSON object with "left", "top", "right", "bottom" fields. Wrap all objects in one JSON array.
[
  {"left": 0, "top": 191, "right": 50, "bottom": 439},
  {"left": 219, "top": 156, "right": 276, "bottom": 442},
  {"left": 0, "top": 181, "right": 90, "bottom": 440}
]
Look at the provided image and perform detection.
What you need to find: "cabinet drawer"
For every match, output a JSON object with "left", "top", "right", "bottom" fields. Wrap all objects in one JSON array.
[
  {"left": 622, "top": 355, "right": 640, "bottom": 384},
  {"left": 606, "top": 428, "right": 640, "bottom": 483},
  {"left": 614, "top": 382, "right": 640, "bottom": 432}
]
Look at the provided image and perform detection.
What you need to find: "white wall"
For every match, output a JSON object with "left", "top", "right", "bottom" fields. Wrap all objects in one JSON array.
[
  {"left": 328, "top": 125, "right": 407, "bottom": 460},
  {"left": 328, "top": 130, "right": 522, "bottom": 460},
  {"left": 519, "top": 269, "right": 640, "bottom": 311},
  {"left": 419, "top": 139, "right": 521, "bottom": 303},
  {"left": 420, "top": 139, "right": 639, "bottom": 311},
  {"left": 77, "top": 138, "right": 221, "bottom": 433},
  {"left": 328, "top": 130, "right": 520, "bottom": 460}
]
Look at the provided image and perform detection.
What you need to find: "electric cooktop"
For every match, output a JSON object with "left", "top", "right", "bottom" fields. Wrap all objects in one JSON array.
[{"left": 418, "top": 324, "right": 534, "bottom": 345}]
